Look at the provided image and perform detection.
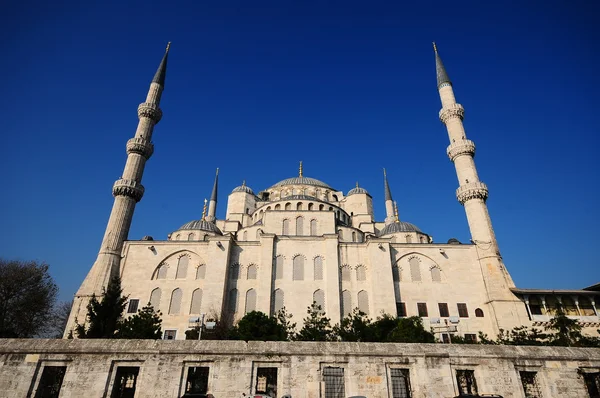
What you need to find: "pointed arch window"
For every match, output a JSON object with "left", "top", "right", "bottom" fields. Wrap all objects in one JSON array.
[
  {"left": 409, "top": 257, "right": 421, "bottom": 282},
  {"left": 275, "top": 204, "right": 281, "bottom": 210},
  {"left": 358, "top": 290, "right": 369, "bottom": 315},
  {"left": 274, "top": 256, "right": 284, "bottom": 280},
  {"left": 341, "top": 290, "right": 352, "bottom": 317},
  {"left": 356, "top": 265, "right": 366, "bottom": 281},
  {"left": 297, "top": 202, "right": 303, "bottom": 211},
  {"left": 176, "top": 256, "right": 188, "bottom": 279},
  {"left": 196, "top": 264, "right": 206, "bottom": 280},
  {"left": 314, "top": 257, "right": 323, "bottom": 280},
  {"left": 296, "top": 216, "right": 304, "bottom": 235},
  {"left": 168, "top": 288, "right": 182, "bottom": 315},
  {"left": 190, "top": 289, "right": 202, "bottom": 314},
  {"left": 431, "top": 266, "right": 441, "bottom": 282},
  {"left": 228, "top": 288, "right": 238, "bottom": 313},
  {"left": 188, "top": 233, "right": 194, "bottom": 241},
  {"left": 293, "top": 256, "right": 305, "bottom": 281},
  {"left": 282, "top": 219, "right": 290, "bottom": 235},
  {"left": 285, "top": 202, "right": 291, "bottom": 210},
  {"left": 149, "top": 288, "right": 161, "bottom": 309},
  {"left": 247, "top": 264, "right": 257, "bottom": 279},
  {"left": 245, "top": 289, "right": 257, "bottom": 314},
  {"left": 341, "top": 266, "right": 351, "bottom": 281},
  {"left": 308, "top": 203, "right": 314, "bottom": 211},
  {"left": 272, "top": 289, "right": 284, "bottom": 315},
  {"left": 338, "top": 230, "right": 344, "bottom": 241},
  {"left": 156, "top": 264, "right": 168, "bottom": 279},
  {"left": 313, "top": 289, "right": 325, "bottom": 311},
  {"left": 406, "top": 235, "right": 412, "bottom": 243},
  {"left": 310, "top": 219, "right": 317, "bottom": 236}
]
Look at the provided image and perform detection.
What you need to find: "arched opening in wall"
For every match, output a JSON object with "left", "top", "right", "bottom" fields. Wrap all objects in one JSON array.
[
  {"left": 308, "top": 203, "right": 314, "bottom": 211},
  {"left": 356, "top": 265, "right": 366, "bottom": 281},
  {"left": 430, "top": 266, "right": 441, "bottom": 282},
  {"left": 340, "top": 266, "right": 351, "bottom": 282},
  {"left": 293, "top": 256, "right": 305, "bottom": 280},
  {"left": 274, "top": 256, "right": 284, "bottom": 280},
  {"left": 246, "top": 208, "right": 249, "bottom": 214},
  {"left": 297, "top": 202, "right": 303, "bottom": 211},
  {"left": 285, "top": 202, "right": 292, "bottom": 210},
  {"left": 341, "top": 290, "right": 352, "bottom": 317},
  {"left": 332, "top": 194, "right": 338, "bottom": 201},
  {"left": 313, "top": 289, "right": 325, "bottom": 312},
  {"left": 282, "top": 219, "right": 290, "bottom": 235},
  {"left": 243, "top": 231, "right": 248, "bottom": 241},
  {"left": 272, "top": 289, "right": 284, "bottom": 315},
  {"left": 190, "top": 289, "right": 203, "bottom": 314},
  {"left": 203, "top": 234, "right": 209, "bottom": 241},
  {"left": 245, "top": 289, "right": 257, "bottom": 314},
  {"left": 310, "top": 219, "right": 317, "bottom": 236},
  {"left": 409, "top": 257, "right": 421, "bottom": 282},
  {"left": 406, "top": 235, "right": 412, "bottom": 243},
  {"left": 358, "top": 290, "right": 369, "bottom": 315},
  {"left": 228, "top": 288, "right": 238, "bottom": 314},
  {"left": 188, "top": 233, "right": 194, "bottom": 241},
  {"left": 352, "top": 231, "right": 357, "bottom": 242},
  {"left": 314, "top": 256, "right": 323, "bottom": 280},
  {"left": 176, "top": 256, "right": 189, "bottom": 279},
  {"left": 580, "top": 297, "right": 597, "bottom": 316},
  {"left": 196, "top": 264, "right": 206, "bottom": 280},
  {"left": 230, "top": 263, "right": 240, "bottom": 280},
  {"left": 275, "top": 204, "right": 281, "bottom": 210},
  {"left": 155, "top": 264, "right": 168, "bottom": 280},
  {"left": 319, "top": 204, "right": 324, "bottom": 211},
  {"left": 149, "top": 288, "right": 161, "bottom": 309},
  {"left": 247, "top": 264, "right": 257, "bottom": 279},
  {"left": 296, "top": 216, "right": 304, "bottom": 235},
  {"left": 168, "top": 288, "right": 182, "bottom": 315},
  {"left": 329, "top": 207, "right": 333, "bottom": 211},
  {"left": 475, "top": 308, "right": 484, "bottom": 317}
]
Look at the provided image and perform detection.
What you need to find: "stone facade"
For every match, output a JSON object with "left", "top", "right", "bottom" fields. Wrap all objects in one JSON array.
[{"left": 1, "top": 339, "right": 599, "bottom": 398}]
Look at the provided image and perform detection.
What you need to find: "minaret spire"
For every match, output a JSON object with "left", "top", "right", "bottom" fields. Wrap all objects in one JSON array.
[
  {"left": 383, "top": 168, "right": 395, "bottom": 224},
  {"left": 67, "top": 44, "right": 170, "bottom": 337},
  {"left": 433, "top": 42, "right": 451, "bottom": 89},
  {"left": 206, "top": 168, "right": 219, "bottom": 222}
]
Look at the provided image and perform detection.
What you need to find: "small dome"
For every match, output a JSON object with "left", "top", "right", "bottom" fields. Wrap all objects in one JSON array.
[
  {"left": 447, "top": 238, "right": 461, "bottom": 244},
  {"left": 270, "top": 176, "right": 333, "bottom": 190},
  {"left": 141, "top": 235, "right": 154, "bottom": 241},
  {"left": 232, "top": 182, "right": 254, "bottom": 195},
  {"left": 177, "top": 219, "right": 222, "bottom": 235},
  {"left": 378, "top": 221, "right": 422, "bottom": 236},
  {"left": 347, "top": 184, "right": 369, "bottom": 196}
]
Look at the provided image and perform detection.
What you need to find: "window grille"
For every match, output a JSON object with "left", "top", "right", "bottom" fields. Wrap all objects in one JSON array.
[
  {"left": 176, "top": 256, "right": 188, "bottom": 279},
  {"left": 409, "top": 258, "right": 421, "bottom": 282},
  {"left": 111, "top": 367, "right": 139, "bottom": 398},
  {"left": 583, "top": 372, "right": 600, "bottom": 398},
  {"left": 358, "top": 290, "right": 369, "bottom": 315},
  {"left": 274, "top": 256, "right": 284, "bottom": 279},
  {"left": 456, "top": 370, "right": 478, "bottom": 396},
  {"left": 256, "top": 367, "right": 278, "bottom": 397},
  {"left": 35, "top": 366, "right": 67, "bottom": 398},
  {"left": 190, "top": 289, "right": 202, "bottom": 314},
  {"left": 323, "top": 367, "right": 345, "bottom": 398},
  {"left": 314, "top": 257, "right": 323, "bottom": 280},
  {"left": 196, "top": 264, "right": 206, "bottom": 280},
  {"left": 169, "top": 288, "right": 182, "bottom": 314},
  {"left": 149, "top": 288, "right": 161, "bottom": 309},
  {"left": 163, "top": 330, "right": 177, "bottom": 340},
  {"left": 341, "top": 290, "right": 352, "bottom": 316},
  {"left": 127, "top": 299, "right": 139, "bottom": 314},
  {"left": 438, "top": 303, "right": 449, "bottom": 318},
  {"left": 157, "top": 264, "right": 167, "bottom": 279},
  {"left": 228, "top": 288, "right": 238, "bottom": 313},
  {"left": 356, "top": 265, "right": 366, "bottom": 281},
  {"left": 245, "top": 289, "right": 257, "bottom": 314},
  {"left": 282, "top": 219, "right": 290, "bottom": 235},
  {"left": 417, "top": 302, "right": 428, "bottom": 317},
  {"left": 520, "top": 371, "right": 542, "bottom": 398},
  {"left": 390, "top": 368, "right": 411, "bottom": 398},
  {"left": 185, "top": 367, "right": 209, "bottom": 395},
  {"left": 293, "top": 256, "right": 304, "bottom": 280},
  {"left": 431, "top": 267, "right": 441, "bottom": 282},
  {"left": 457, "top": 303, "right": 469, "bottom": 318},
  {"left": 272, "top": 289, "right": 284, "bottom": 315},
  {"left": 247, "top": 264, "right": 257, "bottom": 279},
  {"left": 313, "top": 289, "right": 325, "bottom": 311},
  {"left": 296, "top": 216, "right": 304, "bottom": 235},
  {"left": 310, "top": 219, "right": 318, "bottom": 235},
  {"left": 396, "top": 302, "right": 406, "bottom": 317}
]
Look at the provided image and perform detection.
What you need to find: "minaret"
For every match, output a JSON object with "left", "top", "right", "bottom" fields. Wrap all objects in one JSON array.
[
  {"left": 206, "top": 168, "right": 219, "bottom": 222},
  {"left": 66, "top": 44, "right": 170, "bottom": 336},
  {"left": 434, "top": 43, "right": 519, "bottom": 330},
  {"left": 383, "top": 169, "right": 395, "bottom": 224}
]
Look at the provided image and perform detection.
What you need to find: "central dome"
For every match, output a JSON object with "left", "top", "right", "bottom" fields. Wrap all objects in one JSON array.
[{"left": 269, "top": 176, "right": 334, "bottom": 190}]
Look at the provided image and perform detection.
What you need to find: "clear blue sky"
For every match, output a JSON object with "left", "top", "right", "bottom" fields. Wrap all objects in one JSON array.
[{"left": 1, "top": 1, "right": 598, "bottom": 302}]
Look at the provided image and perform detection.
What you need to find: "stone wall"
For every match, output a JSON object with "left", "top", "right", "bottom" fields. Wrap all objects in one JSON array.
[{"left": 1, "top": 339, "right": 599, "bottom": 398}]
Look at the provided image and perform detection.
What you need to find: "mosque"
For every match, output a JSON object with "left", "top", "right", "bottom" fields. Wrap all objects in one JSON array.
[{"left": 64, "top": 43, "right": 600, "bottom": 340}]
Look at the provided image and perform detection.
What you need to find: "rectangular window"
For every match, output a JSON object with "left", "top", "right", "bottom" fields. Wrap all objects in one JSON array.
[
  {"left": 390, "top": 368, "right": 411, "bottom": 398},
  {"left": 438, "top": 303, "right": 449, "bottom": 317},
  {"left": 323, "top": 367, "right": 345, "bottom": 398},
  {"left": 396, "top": 302, "right": 407, "bottom": 317},
  {"left": 456, "top": 369, "right": 478, "bottom": 396},
  {"left": 163, "top": 330, "right": 177, "bottom": 340},
  {"left": 111, "top": 366, "right": 139, "bottom": 398},
  {"left": 417, "top": 302, "right": 428, "bottom": 317},
  {"left": 529, "top": 304, "right": 543, "bottom": 315},
  {"left": 127, "top": 299, "right": 139, "bottom": 314},
  {"left": 457, "top": 303, "right": 469, "bottom": 318},
  {"left": 520, "top": 371, "right": 542, "bottom": 398},
  {"left": 464, "top": 334, "right": 477, "bottom": 343},
  {"left": 256, "top": 367, "right": 278, "bottom": 397},
  {"left": 35, "top": 366, "right": 67, "bottom": 398},
  {"left": 583, "top": 372, "right": 600, "bottom": 398},
  {"left": 441, "top": 333, "right": 450, "bottom": 344},
  {"left": 185, "top": 367, "right": 209, "bottom": 395}
]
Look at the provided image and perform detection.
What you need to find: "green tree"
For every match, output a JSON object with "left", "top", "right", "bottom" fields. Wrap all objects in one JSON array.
[
  {"left": 371, "top": 313, "right": 400, "bottom": 342},
  {"left": 117, "top": 304, "right": 162, "bottom": 339},
  {"left": 0, "top": 259, "right": 58, "bottom": 338},
  {"left": 276, "top": 307, "right": 297, "bottom": 341},
  {"left": 296, "top": 302, "right": 334, "bottom": 341},
  {"left": 333, "top": 308, "right": 374, "bottom": 342},
  {"left": 387, "top": 316, "right": 435, "bottom": 343},
  {"left": 75, "top": 276, "right": 127, "bottom": 338},
  {"left": 229, "top": 311, "right": 286, "bottom": 341}
]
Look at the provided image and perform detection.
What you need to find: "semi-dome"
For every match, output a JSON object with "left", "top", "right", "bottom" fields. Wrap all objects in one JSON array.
[
  {"left": 270, "top": 176, "right": 333, "bottom": 190},
  {"left": 347, "top": 184, "right": 369, "bottom": 196},
  {"left": 232, "top": 182, "right": 254, "bottom": 195},
  {"left": 378, "top": 221, "right": 422, "bottom": 236},
  {"left": 177, "top": 219, "right": 222, "bottom": 234}
]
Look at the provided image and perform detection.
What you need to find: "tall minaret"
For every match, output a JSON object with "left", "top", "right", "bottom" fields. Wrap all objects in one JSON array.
[
  {"left": 383, "top": 169, "right": 395, "bottom": 224},
  {"left": 206, "top": 168, "right": 219, "bottom": 222},
  {"left": 434, "top": 43, "right": 521, "bottom": 330},
  {"left": 66, "top": 44, "right": 170, "bottom": 335}
]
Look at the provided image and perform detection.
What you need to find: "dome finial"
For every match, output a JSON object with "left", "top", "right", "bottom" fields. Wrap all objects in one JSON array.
[
  {"left": 242, "top": 180, "right": 246, "bottom": 186},
  {"left": 202, "top": 198, "right": 207, "bottom": 220},
  {"left": 356, "top": 181, "right": 359, "bottom": 188},
  {"left": 299, "top": 161, "right": 303, "bottom": 177},
  {"left": 394, "top": 201, "right": 399, "bottom": 221}
]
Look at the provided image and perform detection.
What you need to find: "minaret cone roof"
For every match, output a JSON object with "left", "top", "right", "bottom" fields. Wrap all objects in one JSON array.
[
  {"left": 384, "top": 168, "right": 393, "bottom": 202},
  {"left": 433, "top": 42, "right": 451, "bottom": 88},
  {"left": 152, "top": 42, "right": 170, "bottom": 86},
  {"left": 210, "top": 168, "right": 219, "bottom": 202}
]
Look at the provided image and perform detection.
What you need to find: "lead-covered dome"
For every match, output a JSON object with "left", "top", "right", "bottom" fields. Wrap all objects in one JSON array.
[
  {"left": 232, "top": 182, "right": 254, "bottom": 195},
  {"left": 270, "top": 176, "right": 333, "bottom": 190},
  {"left": 347, "top": 184, "right": 369, "bottom": 196},
  {"left": 378, "top": 221, "right": 422, "bottom": 236},
  {"left": 177, "top": 219, "right": 222, "bottom": 234}
]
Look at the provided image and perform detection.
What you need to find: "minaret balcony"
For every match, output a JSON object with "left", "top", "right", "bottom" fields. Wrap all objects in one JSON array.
[
  {"left": 456, "top": 181, "right": 489, "bottom": 205},
  {"left": 439, "top": 103, "right": 464, "bottom": 124},
  {"left": 447, "top": 139, "right": 476, "bottom": 161},
  {"left": 137, "top": 102, "right": 163, "bottom": 123},
  {"left": 126, "top": 137, "right": 154, "bottom": 159},
  {"left": 113, "top": 179, "right": 145, "bottom": 202}
]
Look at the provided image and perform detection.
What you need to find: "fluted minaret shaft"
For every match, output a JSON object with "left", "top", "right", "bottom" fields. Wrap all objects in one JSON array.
[
  {"left": 206, "top": 168, "right": 219, "bottom": 222},
  {"left": 383, "top": 169, "right": 396, "bottom": 225}
]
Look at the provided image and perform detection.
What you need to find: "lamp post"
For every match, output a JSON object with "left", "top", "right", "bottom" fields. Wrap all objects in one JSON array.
[{"left": 198, "top": 313, "right": 205, "bottom": 340}]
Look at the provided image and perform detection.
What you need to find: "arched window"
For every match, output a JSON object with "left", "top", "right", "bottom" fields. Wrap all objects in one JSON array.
[
  {"left": 310, "top": 219, "right": 318, "bottom": 236},
  {"left": 285, "top": 202, "right": 291, "bottom": 210},
  {"left": 282, "top": 219, "right": 290, "bottom": 235},
  {"left": 332, "top": 194, "right": 338, "bottom": 201},
  {"left": 329, "top": 207, "right": 333, "bottom": 211},
  {"left": 358, "top": 290, "right": 369, "bottom": 315},
  {"left": 230, "top": 263, "right": 240, "bottom": 280},
  {"left": 296, "top": 216, "right": 304, "bottom": 235},
  {"left": 274, "top": 256, "right": 284, "bottom": 280},
  {"left": 176, "top": 256, "right": 188, "bottom": 279},
  {"left": 188, "top": 233, "right": 194, "bottom": 241},
  {"left": 352, "top": 231, "right": 357, "bottom": 242},
  {"left": 272, "top": 289, "right": 284, "bottom": 315},
  {"left": 275, "top": 204, "right": 281, "bottom": 210},
  {"left": 247, "top": 264, "right": 257, "bottom": 279},
  {"left": 420, "top": 236, "right": 426, "bottom": 243},
  {"left": 293, "top": 256, "right": 304, "bottom": 280},
  {"left": 313, "top": 289, "right": 325, "bottom": 311},
  {"left": 243, "top": 231, "right": 248, "bottom": 241},
  {"left": 431, "top": 267, "right": 441, "bottom": 282},
  {"left": 314, "top": 256, "right": 323, "bottom": 280},
  {"left": 297, "top": 202, "right": 303, "bottom": 210},
  {"left": 341, "top": 290, "right": 352, "bottom": 317},
  {"left": 392, "top": 266, "right": 400, "bottom": 282},
  {"left": 341, "top": 266, "right": 351, "bottom": 281},
  {"left": 175, "top": 234, "right": 180, "bottom": 240},
  {"left": 267, "top": 206, "right": 271, "bottom": 211},
  {"left": 156, "top": 264, "right": 168, "bottom": 279},
  {"left": 338, "top": 230, "right": 344, "bottom": 241},
  {"left": 228, "top": 288, "right": 238, "bottom": 313},
  {"left": 190, "top": 289, "right": 202, "bottom": 314},
  {"left": 406, "top": 235, "right": 412, "bottom": 243},
  {"left": 149, "top": 288, "right": 161, "bottom": 309},
  {"left": 168, "top": 288, "right": 182, "bottom": 315},
  {"left": 196, "top": 264, "right": 206, "bottom": 280},
  {"left": 409, "top": 257, "right": 421, "bottom": 282},
  {"left": 356, "top": 265, "right": 366, "bottom": 281},
  {"left": 475, "top": 308, "right": 484, "bottom": 317},
  {"left": 319, "top": 204, "right": 324, "bottom": 211},
  {"left": 203, "top": 234, "right": 209, "bottom": 241},
  {"left": 308, "top": 203, "right": 314, "bottom": 210},
  {"left": 245, "top": 289, "right": 257, "bottom": 314}
]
